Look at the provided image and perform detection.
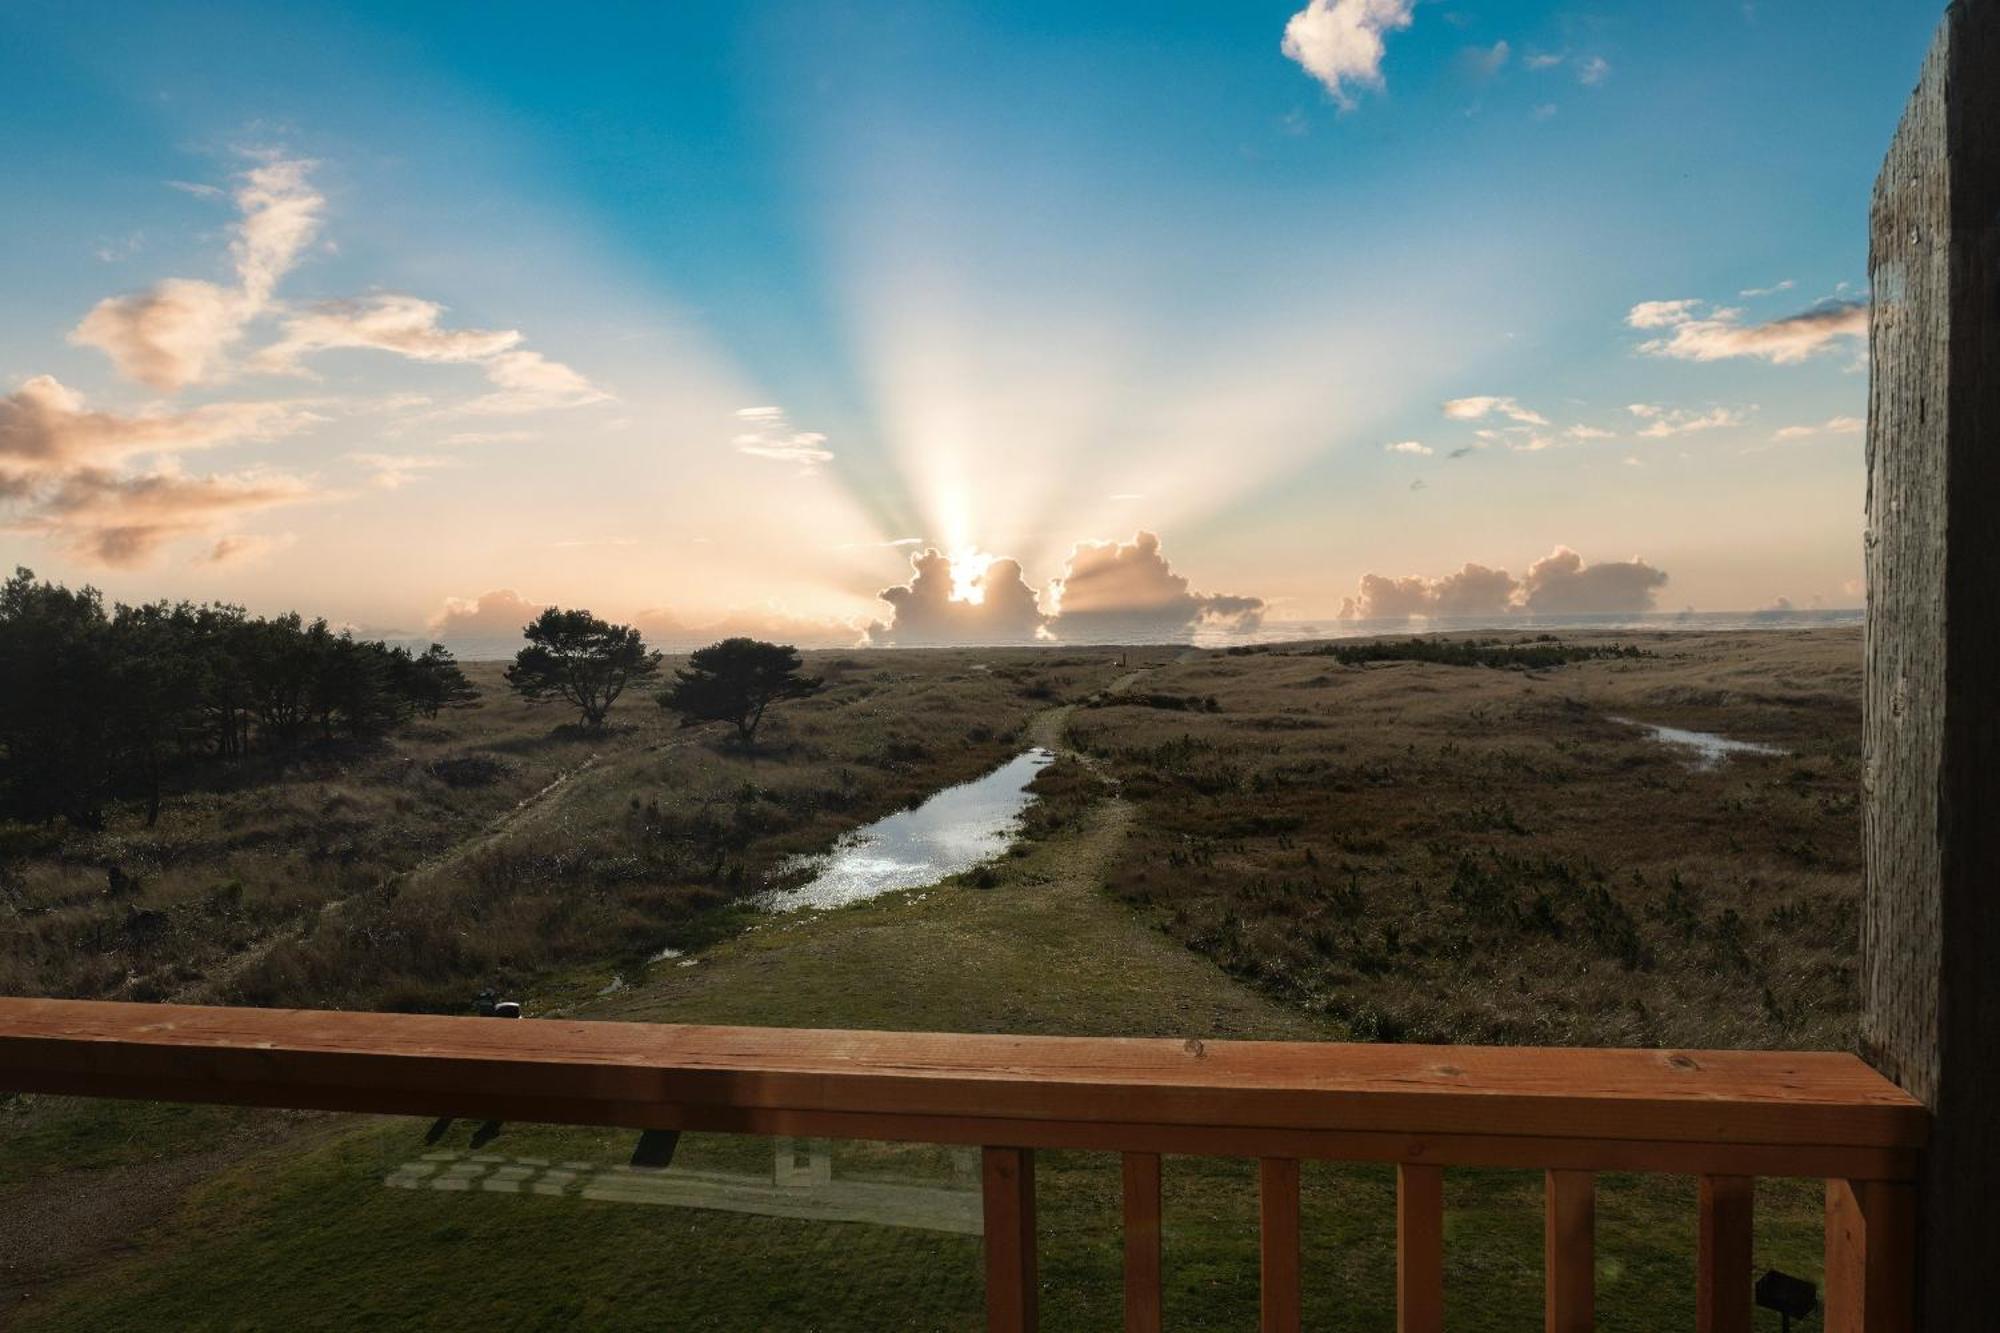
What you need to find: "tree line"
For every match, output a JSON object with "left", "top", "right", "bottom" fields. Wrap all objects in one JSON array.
[{"left": 0, "top": 568, "right": 477, "bottom": 828}]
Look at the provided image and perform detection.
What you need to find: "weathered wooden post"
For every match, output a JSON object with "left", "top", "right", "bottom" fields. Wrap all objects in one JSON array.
[{"left": 1861, "top": 2, "right": 2000, "bottom": 1327}]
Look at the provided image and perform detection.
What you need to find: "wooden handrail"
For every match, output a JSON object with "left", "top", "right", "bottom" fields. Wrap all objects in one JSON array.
[{"left": 0, "top": 998, "right": 1929, "bottom": 1329}]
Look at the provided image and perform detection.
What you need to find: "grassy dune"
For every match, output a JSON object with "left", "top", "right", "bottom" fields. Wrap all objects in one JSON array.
[{"left": 2, "top": 632, "right": 1858, "bottom": 1329}]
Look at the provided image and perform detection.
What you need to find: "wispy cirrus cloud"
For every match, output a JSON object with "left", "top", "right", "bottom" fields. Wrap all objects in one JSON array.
[
  {"left": 1628, "top": 296, "right": 1867, "bottom": 364},
  {"left": 345, "top": 452, "right": 459, "bottom": 490},
  {"left": 732, "top": 406, "right": 834, "bottom": 469},
  {"left": 1627, "top": 403, "right": 1749, "bottom": 437},
  {"left": 1772, "top": 415, "right": 1863, "bottom": 441},
  {"left": 1281, "top": 0, "right": 1416, "bottom": 110},
  {"left": 1443, "top": 395, "right": 1549, "bottom": 426}
]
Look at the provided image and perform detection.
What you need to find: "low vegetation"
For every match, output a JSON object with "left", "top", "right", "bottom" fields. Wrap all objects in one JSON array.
[{"left": 1073, "top": 629, "right": 1862, "bottom": 1049}]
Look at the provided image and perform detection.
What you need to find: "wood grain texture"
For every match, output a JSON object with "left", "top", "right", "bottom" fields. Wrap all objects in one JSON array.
[
  {"left": 1396, "top": 1163, "right": 1445, "bottom": 1333},
  {"left": 1695, "top": 1175, "right": 1752, "bottom": 1333},
  {"left": 1544, "top": 1170, "right": 1594, "bottom": 1333},
  {"left": 0, "top": 999, "right": 1925, "bottom": 1157},
  {"left": 1865, "top": 3, "right": 2000, "bottom": 1323},
  {"left": 1121, "top": 1153, "right": 1162, "bottom": 1333},
  {"left": 1259, "top": 1158, "right": 1301, "bottom": 1333},
  {"left": 1825, "top": 1178, "right": 1915, "bottom": 1333},
  {"left": 982, "top": 1147, "right": 1037, "bottom": 1332}
]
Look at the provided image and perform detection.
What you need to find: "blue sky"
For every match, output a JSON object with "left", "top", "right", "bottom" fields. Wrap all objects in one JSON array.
[{"left": 0, "top": 1, "right": 1945, "bottom": 643}]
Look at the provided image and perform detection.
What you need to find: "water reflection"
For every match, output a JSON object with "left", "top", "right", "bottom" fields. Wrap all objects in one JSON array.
[
  {"left": 759, "top": 748, "right": 1054, "bottom": 912},
  {"left": 1613, "top": 717, "right": 1786, "bottom": 769}
]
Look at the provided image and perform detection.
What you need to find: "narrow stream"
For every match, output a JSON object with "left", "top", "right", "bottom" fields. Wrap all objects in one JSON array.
[
  {"left": 758, "top": 748, "right": 1056, "bottom": 912},
  {"left": 1612, "top": 717, "right": 1786, "bottom": 769}
]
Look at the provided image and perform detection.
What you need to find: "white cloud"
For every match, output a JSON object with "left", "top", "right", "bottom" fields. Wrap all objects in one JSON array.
[
  {"left": 1384, "top": 440, "right": 1433, "bottom": 455},
  {"left": 1739, "top": 279, "right": 1797, "bottom": 298},
  {"left": 1627, "top": 403, "right": 1748, "bottom": 437},
  {"left": 1629, "top": 297, "right": 1868, "bottom": 364},
  {"left": 1773, "top": 415, "right": 1864, "bottom": 441},
  {"left": 257, "top": 294, "right": 523, "bottom": 371},
  {"left": 1565, "top": 424, "right": 1616, "bottom": 440},
  {"left": 1338, "top": 549, "right": 1669, "bottom": 619},
  {"left": 463, "top": 350, "right": 609, "bottom": 414},
  {"left": 1522, "top": 546, "right": 1667, "bottom": 613},
  {"left": 346, "top": 452, "right": 459, "bottom": 490},
  {"left": 1443, "top": 395, "right": 1549, "bottom": 426},
  {"left": 1626, "top": 299, "right": 1701, "bottom": 330},
  {"left": 1045, "top": 531, "right": 1264, "bottom": 638},
  {"left": 71, "top": 157, "right": 323, "bottom": 392},
  {"left": 1281, "top": 0, "right": 1416, "bottom": 110},
  {"left": 1463, "top": 40, "right": 1511, "bottom": 78},
  {"left": 1525, "top": 51, "right": 1566, "bottom": 71},
  {"left": 731, "top": 406, "right": 835, "bottom": 469},
  {"left": 1577, "top": 55, "right": 1611, "bottom": 85}
]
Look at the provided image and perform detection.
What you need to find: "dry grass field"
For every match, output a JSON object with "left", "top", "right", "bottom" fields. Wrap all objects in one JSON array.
[{"left": 1074, "top": 629, "right": 1863, "bottom": 1049}]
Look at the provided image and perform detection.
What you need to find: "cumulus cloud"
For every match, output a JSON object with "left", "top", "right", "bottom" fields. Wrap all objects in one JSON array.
[
  {"left": 1773, "top": 415, "right": 1863, "bottom": 441},
  {"left": 71, "top": 157, "right": 323, "bottom": 391},
  {"left": 868, "top": 531, "right": 1262, "bottom": 645},
  {"left": 1627, "top": 403, "right": 1748, "bottom": 437},
  {"left": 1576, "top": 55, "right": 1611, "bottom": 85},
  {"left": 1046, "top": 531, "right": 1265, "bottom": 639},
  {"left": 1338, "top": 563, "right": 1519, "bottom": 620},
  {"left": 1629, "top": 297, "right": 1868, "bottom": 364},
  {"left": 1462, "top": 40, "right": 1511, "bottom": 78},
  {"left": 1565, "top": 424, "right": 1617, "bottom": 440},
  {"left": 871, "top": 548, "right": 1047, "bottom": 645},
  {"left": 1443, "top": 395, "right": 1549, "bottom": 426},
  {"left": 0, "top": 375, "right": 313, "bottom": 479},
  {"left": 0, "top": 375, "right": 320, "bottom": 564},
  {"left": 732, "top": 406, "right": 835, "bottom": 469},
  {"left": 428, "top": 589, "right": 549, "bottom": 650},
  {"left": 1384, "top": 440, "right": 1432, "bottom": 455},
  {"left": 1281, "top": 0, "right": 1416, "bottom": 109},
  {"left": 1520, "top": 546, "right": 1668, "bottom": 614},
  {"left": 1338, "top": 549, "right": 1668, "bottom": 620},
  {"left": 12, "top": 466, "right": 314, "bottom": 567}
]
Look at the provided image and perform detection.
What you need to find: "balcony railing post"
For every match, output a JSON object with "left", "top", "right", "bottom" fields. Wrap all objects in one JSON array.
[
  {"left": 1121, "top": 1152, "right": 1163, "bottom": 1333},
  {"left": 1259, "top": 1157, "right": 1302, "bottom": 1333},
  {"left": 1696, "top": 1175, "right": 1753, "bottom": 1333},
  {"left": 1397, "top": 1162, "right": 1445, "bottom": 1333},
  {"left": 1825, "top": 1178, "right": 1916, "bottom": 1333},
  {"left": 982, "top": 1146, "right": 1038, "bottom": 1332},
  {"left": 1544, "top": 1169, "right": 1594, "bottom": 1332}
]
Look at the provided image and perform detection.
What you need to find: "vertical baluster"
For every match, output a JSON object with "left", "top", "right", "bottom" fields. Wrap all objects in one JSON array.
[
  {"left": 982, "top": 1147, "right": 1038, "bottom": 1333},
  {"left": 1696, "top": 1175, "right": 1753, "bottom": 1333},
  {"left": 1397, "top": 1163, "right": 1445, "bottom": 1333},
  {"left": 1824, "top": 1178, "right": 1915, "bottom": 1333},
  {"left": 1259, "top": 1157, "right": 1302, "bottom": 1333},
  {"left": 1122, "top": 1152, "right": 1163, "bottom": 1333},
  {"left": 1544, "top": 1169, "right": 1594, "bottom": 1333}
]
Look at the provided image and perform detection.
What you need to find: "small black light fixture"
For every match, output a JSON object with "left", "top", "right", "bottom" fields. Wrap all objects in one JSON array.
[{"left": 1755, "top": 1269, "right": 1818, "bottom": 1331}]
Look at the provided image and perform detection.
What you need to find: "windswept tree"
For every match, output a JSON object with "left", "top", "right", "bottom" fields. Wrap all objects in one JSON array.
[
  {"left": 659, "top": 637, "right": 821, "bottom": 746},
  {"left": 505, "top": 608, "right": 661, "bottom": 728},
  {"left": 404, "top": 644, "right": 481, "bottom": 718}
]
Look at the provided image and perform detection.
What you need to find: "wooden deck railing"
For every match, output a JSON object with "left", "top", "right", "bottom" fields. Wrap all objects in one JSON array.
[{"left": 0, "top": 997, "right": 1926, "bottom": 1331}]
